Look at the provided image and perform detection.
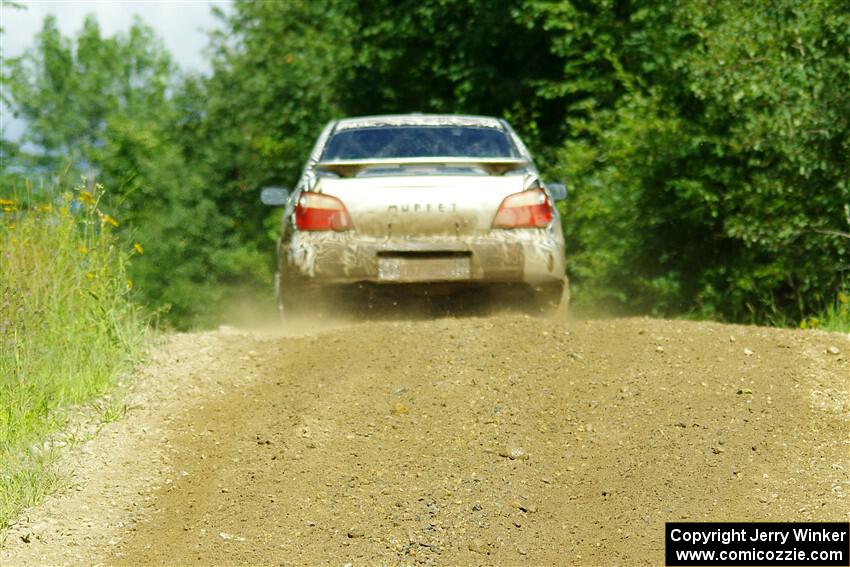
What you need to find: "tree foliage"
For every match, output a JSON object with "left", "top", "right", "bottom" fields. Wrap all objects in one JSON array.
[
  {"left": 2, "top": 0, "right": 847, "bottom": 327},
  {"left": 3, "top": 15, "right": 268, "bottom": 326},
  {"left": 548, "top": 0, "right": 850, "bottom": 321}
]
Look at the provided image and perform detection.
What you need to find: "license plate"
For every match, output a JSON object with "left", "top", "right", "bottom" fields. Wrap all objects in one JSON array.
[{"left": 378, "top": 255, "right": 471, "bottom": 282}]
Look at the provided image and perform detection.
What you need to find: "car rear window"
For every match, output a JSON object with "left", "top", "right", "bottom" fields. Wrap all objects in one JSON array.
[{"left": 322, "top": 126, "right": 519, "bottom": 160}]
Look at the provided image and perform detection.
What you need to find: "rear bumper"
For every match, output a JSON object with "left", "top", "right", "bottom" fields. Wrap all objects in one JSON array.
[{"left": 280, "top": 229, "right": 565, "bottom": 287}]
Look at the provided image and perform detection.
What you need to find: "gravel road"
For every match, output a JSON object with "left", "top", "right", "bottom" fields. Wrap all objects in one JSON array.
[{"left": 1, "top": 314, "right": 847, "bottom": 566}]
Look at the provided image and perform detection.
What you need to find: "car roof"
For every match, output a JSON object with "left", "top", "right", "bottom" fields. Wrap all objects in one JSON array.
[{"left": 333, "top": 113, "right": 505, "bottom": 131}]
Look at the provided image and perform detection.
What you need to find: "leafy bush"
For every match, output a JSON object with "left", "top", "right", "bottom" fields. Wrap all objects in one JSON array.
[{"left": 539, "top": 0, "right": 850, "bottom": 324}]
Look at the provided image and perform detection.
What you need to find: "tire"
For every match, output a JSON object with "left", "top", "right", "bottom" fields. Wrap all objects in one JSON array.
[
  {"left": 552, "top": 275, "right": 571, "bottom": 320},
  {"left": 276, "top": 274, "right": 327, "bottom": 324},
  {"left": 529, "top": 276, "right": 570, "bottom": 319},
  {"left": 274, "top": 272, "right": 286, "bottom": 324}
]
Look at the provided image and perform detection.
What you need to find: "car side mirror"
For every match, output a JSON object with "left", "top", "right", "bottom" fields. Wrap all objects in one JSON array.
[
  {"left": 547, "top": 182, "right": 567, "bottom": 201},
  {"left": 261, "top": 187, "right": 290, "bottom": 206}
]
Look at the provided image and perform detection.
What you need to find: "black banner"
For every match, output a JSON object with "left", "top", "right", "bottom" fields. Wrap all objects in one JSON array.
[{"left": 666, "top": 522, "right": 849, "bottom": 566}]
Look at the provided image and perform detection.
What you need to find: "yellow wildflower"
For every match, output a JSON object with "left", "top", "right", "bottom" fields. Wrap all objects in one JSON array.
[
  {"left": 0, "top": 198, "right": 16, "bottom": 206},
  {"left": 133, "top": 242, "right": 144, "bottom": 254},
  {"left": 2, "top": 206, "right": 14, "bottom": 213},
  {"left": 838, "top": 292, "right": 849, "bottom": 305},
  {"left": 78, "top": 245, "right": 89, "bottom": 254},
  {"left": 98, "top": 211, "right": 119, "bottom": 227},
  {"left": 126, "top": 278, "right": 133, "bottom": 289},
  {"left": 79, "top": 191, "right": 96, "bottom": 206}
]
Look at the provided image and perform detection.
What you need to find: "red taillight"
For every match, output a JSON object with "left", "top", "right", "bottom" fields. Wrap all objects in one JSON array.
[
  {"left": 492, "top": 188, "right": 553, "bottom": 229},
  {"left": 295, "top": 192, "right": 353, "bottom": 231}
]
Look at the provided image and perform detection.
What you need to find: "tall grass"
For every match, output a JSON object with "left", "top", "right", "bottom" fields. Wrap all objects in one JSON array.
[
  {"left": 799, "top": 292, "right": 850, "bottom": 333},
  {"left": 0, "top": 181, "right": 145, "bottom": 530}
]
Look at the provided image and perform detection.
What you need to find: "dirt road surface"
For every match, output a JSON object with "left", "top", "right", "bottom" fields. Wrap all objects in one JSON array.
[{"left": 1, "top": 314, "right": 847, "bottom": 566}]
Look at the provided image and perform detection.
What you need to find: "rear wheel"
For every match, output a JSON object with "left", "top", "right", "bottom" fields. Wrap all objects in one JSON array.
[
  {"left": 274, "top": 272, "right": 285, "bottom": 323},
  {"left": 276, "top": 274, "right": 326, "bottom": 324},
  {"left": 552, "top": 276, "right": 571, "bottom": 320},
  {"left": 529, "top": 277, "right": 570, "bottom": 319}
]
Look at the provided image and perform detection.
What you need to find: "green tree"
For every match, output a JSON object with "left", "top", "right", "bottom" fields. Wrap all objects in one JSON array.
[
  {"left": 546, "top": 0, "right": 850, "bottom": 322},
  {"left": 4, "top": 15, "right": 172, "bottom": 172},
  {"left": 5, "top": 0, "right": 847, "bottom": 328},
  {"left": 3, "top": 14, "right": 269, "bottom": 326}
]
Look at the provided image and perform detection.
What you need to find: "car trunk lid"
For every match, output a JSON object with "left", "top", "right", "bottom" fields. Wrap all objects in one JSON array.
[{"left": 314, "top": 165, "right": 530, "bottom": 238}]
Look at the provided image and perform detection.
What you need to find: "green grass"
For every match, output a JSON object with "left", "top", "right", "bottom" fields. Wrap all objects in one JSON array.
[
  {"left": 800, "top": 292, "right": 850, "bottom": 333},
  {"left": 0, "top": 181, "right": 146, "bottom": 530}
]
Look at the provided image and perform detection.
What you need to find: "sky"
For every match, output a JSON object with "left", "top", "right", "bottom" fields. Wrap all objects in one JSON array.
[{"left": 1, "top": 0, "right": 231, "bottom": 140}]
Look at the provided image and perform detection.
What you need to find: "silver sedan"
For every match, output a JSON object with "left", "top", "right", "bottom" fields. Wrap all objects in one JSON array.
[{"left": 262, "top": 114, "right": 569, "bottom": 318}]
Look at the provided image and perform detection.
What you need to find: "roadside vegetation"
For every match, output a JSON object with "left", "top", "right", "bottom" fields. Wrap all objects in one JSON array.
[
  {"left": 0, "top": 182, "right": 146, "bottom": 529},
  {"left": 3, "top": 0, "right": 847, "bottom": 330}
]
